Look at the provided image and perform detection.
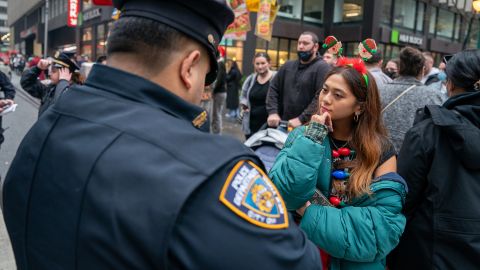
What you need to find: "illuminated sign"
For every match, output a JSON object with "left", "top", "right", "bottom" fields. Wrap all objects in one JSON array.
[{"left": 68, "top": 0, "right": 80, "bottom": 27}]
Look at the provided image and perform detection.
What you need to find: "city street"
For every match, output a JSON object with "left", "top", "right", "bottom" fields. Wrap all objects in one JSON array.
[{"left": 0, "top": 73, "right": 244, "bottom": 269}]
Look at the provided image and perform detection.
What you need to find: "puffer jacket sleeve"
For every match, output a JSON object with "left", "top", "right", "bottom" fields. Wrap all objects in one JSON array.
[
  {"left": 300, "top": 180, "right": 406, "bottom": 263},
  {"left": 269, "top": 126, "right": 327, "bottom": 210}
]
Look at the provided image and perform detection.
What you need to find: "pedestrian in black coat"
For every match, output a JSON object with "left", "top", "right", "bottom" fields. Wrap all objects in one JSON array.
[
  {"left": 388, "top": 49, "right": 480, "bottom": 270},
  {"left": 0, "top": 70, "right": 15, "bottom": 146},
  {"left": 226, "top": 60, "right": 242, "bottom": 118}
]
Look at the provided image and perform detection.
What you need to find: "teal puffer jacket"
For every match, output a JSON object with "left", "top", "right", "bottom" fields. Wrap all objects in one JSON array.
[{"left": 269, "top": 127, "right": 407, "bottom": 270}]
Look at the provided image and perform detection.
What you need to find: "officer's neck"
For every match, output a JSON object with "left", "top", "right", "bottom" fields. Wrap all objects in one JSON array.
[{"left": 108, "top": 54, "right": 188, "bottom": 101}]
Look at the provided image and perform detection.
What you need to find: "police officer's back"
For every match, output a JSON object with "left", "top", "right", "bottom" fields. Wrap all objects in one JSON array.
[{"left": 2, "top": 1, "right": 322, "bottom": 269}]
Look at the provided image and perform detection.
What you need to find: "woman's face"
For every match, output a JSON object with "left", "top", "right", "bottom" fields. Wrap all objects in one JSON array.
[
  {"left": 254, "top": 56, "right": 270, "bottom": 75},
  {"left": 319, "top": 74, "right": 361, "bottom": 122},
  {"left": 49, "top": 66, "right": 60, "bottom": 85}
]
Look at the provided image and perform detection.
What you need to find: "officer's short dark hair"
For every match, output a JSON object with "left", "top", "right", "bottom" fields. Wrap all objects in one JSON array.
[
  {"left": 399, "top": 47, "right": 425, "bottom": 77},
  {"left": 107, "top": 17, "right": 189, "bottom": 72},
  {"left": 300, "top": 31, "right": 319, "bottom": 44}
]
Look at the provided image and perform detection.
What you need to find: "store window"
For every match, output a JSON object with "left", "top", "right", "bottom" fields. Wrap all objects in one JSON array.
[
  {"left": 304, "top": 0, "right": 324, "bottom": 24},
  {"left": 277, "top": 0, "right": 302, "bottom": 20},
  {"left": 96, "top": 24, "right": 107, "bottom": 58},
  {"left": 415, "top": 2, "right": 425, "bottom": 32},
  {"left": 383, "top": 44, "right": 401, "bottom": 60},
  {"left": 334, "top": 0, "right": 364, "bottom": 23},
  {"left": 83, "top": 0, "right": 93, "bottom": 11},
  {"left": 393, "top": 0, "right": 416, "bottom": 29},
  {"left": 454, "top": 15, "right": 461, "bottom": 41},
  {"left": 82, "top": 27, "right": 93, "bottom": 59},
  {"left": 437, "top": 9, "right": 455, "bottom": 39},
  {"left": 82, "top": 27, "right": 93, "bottom": 42},
  {"left": 467, "top": 19, "right": 480, "bottom": 49},
  {"left": 223, "top": 40, "right": 244, "bottom": 72},
  {"left": 429, "top": 7, "right": 436, "bottom": 34},
  {"left": 255, "top": 37, "right": 298, "bottom": 70},
  {"left": 343, "top": 42, "right": 359, "bottom": 57},
  {"left": 381, "top": 0, "right": 393, "bottom": 25}
]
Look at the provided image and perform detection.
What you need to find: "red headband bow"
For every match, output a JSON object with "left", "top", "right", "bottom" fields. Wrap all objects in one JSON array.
[{"left": 336, "top": 57, "right": 369, "bottom": 87}]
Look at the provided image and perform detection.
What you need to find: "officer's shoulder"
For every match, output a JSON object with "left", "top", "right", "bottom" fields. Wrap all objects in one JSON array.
[{"left": 218, "top": 159, "right": 289, "bottom": 230}]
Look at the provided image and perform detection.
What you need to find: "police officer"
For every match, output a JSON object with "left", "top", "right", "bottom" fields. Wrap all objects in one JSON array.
[
  {"left": 20, "top": 51, "right": 80, "bottom": 117},
  {"left": 3, "top": 0, "right": 321, "bottom": 269}
]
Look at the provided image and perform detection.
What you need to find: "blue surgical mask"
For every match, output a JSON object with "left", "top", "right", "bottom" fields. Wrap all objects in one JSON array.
[{"left": 438, "top": 71, "right": 447, "bottom": 82}]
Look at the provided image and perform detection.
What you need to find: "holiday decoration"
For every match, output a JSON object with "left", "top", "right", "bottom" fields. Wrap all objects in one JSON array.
[
  {"left": 337, "top": 57, "right": 370, "bottom": 87},
  {"left": 358, "top": 38, "right": 377, "bottom": 61},
  {"left": 322, "top": 36, "right": 343, "bottom": 56}
]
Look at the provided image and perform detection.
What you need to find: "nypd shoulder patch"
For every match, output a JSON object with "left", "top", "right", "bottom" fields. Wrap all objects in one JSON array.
[{"left": 220, "top": 160, "right": 289, "bottom": 229}]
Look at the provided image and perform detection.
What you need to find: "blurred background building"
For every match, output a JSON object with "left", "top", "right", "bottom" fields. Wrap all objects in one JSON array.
[{"left": 6, "top": 0, "right": 480, "bottom": 74}]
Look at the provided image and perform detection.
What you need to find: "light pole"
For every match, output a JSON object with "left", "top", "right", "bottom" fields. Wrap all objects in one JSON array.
[
  {"left": 463, "top": 0, "right": 480, "bottom": 49},
  {"left": 43, "top": 0, "right": 49, "bottom": 58}
]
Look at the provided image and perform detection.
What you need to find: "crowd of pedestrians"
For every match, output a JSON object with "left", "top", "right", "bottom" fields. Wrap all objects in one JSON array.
[{"left": 0, "top": 0, "right": 479, "bottom": 268}]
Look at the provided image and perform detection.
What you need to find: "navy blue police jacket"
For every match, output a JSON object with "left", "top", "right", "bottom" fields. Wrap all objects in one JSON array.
[{"left": 2, "top": 64, "right": 321, "bottom": 270}]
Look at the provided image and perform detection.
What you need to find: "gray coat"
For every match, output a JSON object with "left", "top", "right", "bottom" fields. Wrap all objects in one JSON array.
[{"left": 379, "top": 76, "right": 446, "bottom": 151}]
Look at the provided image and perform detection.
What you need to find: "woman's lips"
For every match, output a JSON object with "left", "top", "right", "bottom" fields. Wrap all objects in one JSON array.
[{"left": 320, "top": 106, "right": 331, "bottom": 113}]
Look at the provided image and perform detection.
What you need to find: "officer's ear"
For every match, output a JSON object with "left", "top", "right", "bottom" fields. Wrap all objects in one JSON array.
[{"left": 180, "top": 50, "right": 202, "bottom": 90}]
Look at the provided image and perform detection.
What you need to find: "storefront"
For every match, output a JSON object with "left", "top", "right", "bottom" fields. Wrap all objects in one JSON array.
[
  {"left": 234, "top": 0, "right": 475, "bottom": 74},
  {"left": 78, "top": 3, "right": 114, "bottom": 61},
  {"left": 378, "top": 0, "right": 465, "bottom": 62}
]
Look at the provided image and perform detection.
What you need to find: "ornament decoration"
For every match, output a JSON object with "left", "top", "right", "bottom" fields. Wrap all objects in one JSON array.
[
  {"left": 322, "top": 35, "right": 343, "bottom": 56},
  {"left": 336, "top": 57, "right": 370, "bottom": 87},
  {"left": 358, "top": 38, "right": 377, "bottom": 62},
  {"left": 332, "top": 170, "right": 350, "bottom": 180}
]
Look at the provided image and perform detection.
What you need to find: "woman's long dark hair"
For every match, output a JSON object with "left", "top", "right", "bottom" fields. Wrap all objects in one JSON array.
[{"left": 324, "top": 61, "right": 388, "bottom": 198}]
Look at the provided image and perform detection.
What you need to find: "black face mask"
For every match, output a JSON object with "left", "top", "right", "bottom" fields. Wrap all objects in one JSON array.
[
  {"left": 297, "top": 49, "right": 314, "bottom": 62},
  {"left": 385, "top": 70, "right": 398, "bottom": 79}
]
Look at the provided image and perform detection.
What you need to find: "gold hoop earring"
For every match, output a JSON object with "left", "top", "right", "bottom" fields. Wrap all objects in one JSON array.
[{"left": 354, "top": 113, "right": 359, "bottom": 122}]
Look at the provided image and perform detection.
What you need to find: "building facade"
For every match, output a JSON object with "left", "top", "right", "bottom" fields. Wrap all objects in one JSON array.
[
  {"left": 8, "top": 0, "right": 480, "bottom": 73},
  {"left": 237, "top": 0, "right": 479, "bottom": 74}
]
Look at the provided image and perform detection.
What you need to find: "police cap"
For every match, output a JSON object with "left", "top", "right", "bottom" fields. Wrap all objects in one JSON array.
[
  {"left": 113, "top": 0, "right": 235, "bottom": 85},
  {"left": 52, "top": 51, "right": 80, "bottom": 73}
]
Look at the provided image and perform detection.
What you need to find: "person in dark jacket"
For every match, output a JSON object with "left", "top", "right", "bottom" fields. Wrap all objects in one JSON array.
[
  {"left": 20, "top": 52, "right": 80, "bottom": 117},
  {"left": 388, "top": 49, "right": 480, "bottom": 270},
  {"left": 266, "top": 32, "right": 331, "bottom": 128},
  {"left": 211, "top": 54, "right": 227, "bottom": 134},
  {"left": 226, "top": 60, "right": 242, "bottom": 118},
  {"left": 0, "top": 70, "right": 15, "bottom": 147},
  {"left": 2, "top": 1, "right": 322, "bottom": 269}
]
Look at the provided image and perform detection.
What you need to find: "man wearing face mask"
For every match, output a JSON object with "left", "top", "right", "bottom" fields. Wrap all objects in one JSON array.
[{"left": 266, "top": 32, "right": 331, "bottom": 128}]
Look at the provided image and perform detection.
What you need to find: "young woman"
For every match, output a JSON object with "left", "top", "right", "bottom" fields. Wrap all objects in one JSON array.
[
  {"left": 240, "top": 52, "right": 276, "bottom": 139},
  {"left": 269, "top": 58, "right": 407, "bottom": 269}
]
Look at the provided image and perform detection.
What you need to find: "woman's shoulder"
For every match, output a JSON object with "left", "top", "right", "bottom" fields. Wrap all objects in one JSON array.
[{"left": 378, "top": 137, "right": 397, "bottom": 166}]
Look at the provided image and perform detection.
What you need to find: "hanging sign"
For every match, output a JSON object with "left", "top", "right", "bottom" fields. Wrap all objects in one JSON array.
[
  {"left": 67, "top": 0, "right": 80, "bottom": 27},
  {"left": 224, "top": 0, "right": 251, "bottom": 41}
]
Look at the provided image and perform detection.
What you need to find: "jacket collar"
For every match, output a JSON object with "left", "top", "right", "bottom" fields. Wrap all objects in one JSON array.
[
  {"left": 85, "top": 64, "right": 209, "bottom": 132},
  {"left": 391, "top": 76, "right": 423, "bottom": 86}
]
